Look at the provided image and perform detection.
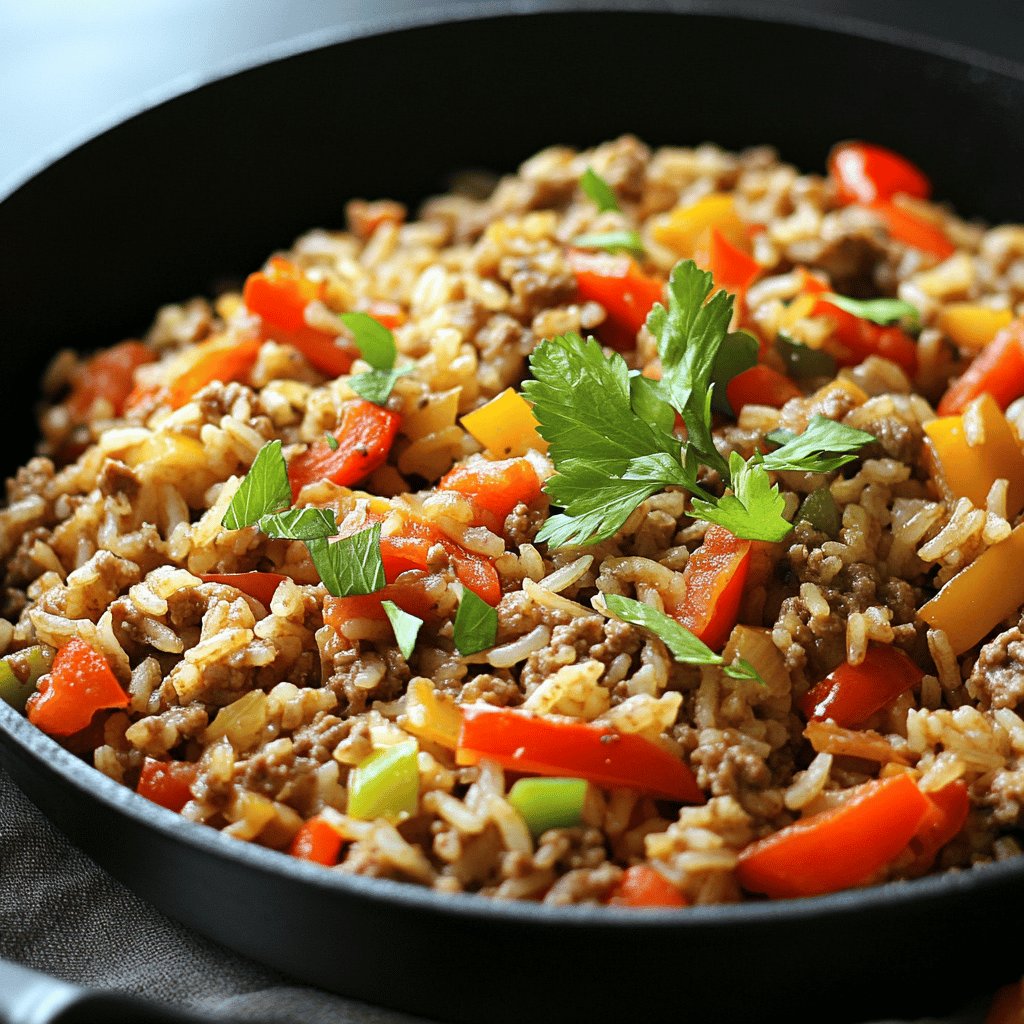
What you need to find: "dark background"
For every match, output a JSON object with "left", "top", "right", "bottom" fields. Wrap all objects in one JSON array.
[{"left": 2, "top": 0, "right": 1022, "bottom": 194}]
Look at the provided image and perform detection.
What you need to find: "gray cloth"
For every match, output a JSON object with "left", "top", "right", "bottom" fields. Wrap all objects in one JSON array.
[
  {"left": 0, "top": 765, "right": 988, "bottom": 1024},
  {"left": 0, "top": 766, "right": 433, "bottom": 1024}
]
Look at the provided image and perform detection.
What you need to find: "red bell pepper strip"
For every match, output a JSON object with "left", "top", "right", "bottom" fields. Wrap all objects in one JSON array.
[
  {"left": 725, "top": 365, "right": 801, "bottom": 412},
  {"left": 438, "top": 458, "right": 542, "bottom": 529},
  {"left": 871, "top": 201, "right": 955, "bottom": 261},
  {"left": 709, "top": 228, "right": 761, "bottom": 297},
  {"left": 610, "top": 864, "right": 688, "bottom": 907},
  {"left": 829, "top": 141, "right": 932, "bottom": 206},
  {"left": 25, "top": 637, "right": 129, "bottom": 737},
  {"left": 357, "top": 299, "right": 407, "bottom": 330},
  {"left": 937, "top": 319, "right": 1024, "bottom": 416},
  {"left": 736, "top": 773, "right": 931, "bottom": 898},
  {"left": 288, "top": 400, "right": 402, "bottom": 500},
  {"left": 456, "top": 706, "right": 704, "bottom": 804},
  {"left": 671, "top": 526, "right": 751, "bottom": 652},
  {"left": 67, "top": 340, "right": 155, "bottom": 420},
  {"left": 244, "top": 256, "right": 323, "bottom": 333},
  {"left": 136, "top": 758, "right": 197, "bottom": 813},
  {"left": 799, "top": 645, "right": 924, "bottom": 728},
  {"left": 798, "top": 270, "right": 919, "bottom": 375},
  {"left": 324, "top": 571, "right": 441, "bottom": 626},
  {"left": 905, "top": 779, "right": 970, "bottom": 875},
  {"left": 289, "top": 815, "right": 345, "bottom": 865},
  {"left": 168, "top": 339, "right": 263, "bottom": 409},
  {"left": 382, "top": 527, "right": 501, "bottom": 606},
  {"left": 567, "top": 249, "right": 664, "bottom": 351},
  {"left": 244, "top": 257, "right": 358, "bottom": 377},
  {"left": 198, "top": 572, "right": 289, "bottom": 607}
]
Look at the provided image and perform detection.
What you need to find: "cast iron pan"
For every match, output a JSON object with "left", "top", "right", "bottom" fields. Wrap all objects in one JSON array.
[{"left": 2, "top": 4, "right": 1024, "bottom": 1023}]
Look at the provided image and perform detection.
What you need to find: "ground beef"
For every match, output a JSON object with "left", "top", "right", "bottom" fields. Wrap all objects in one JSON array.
[
  {"left": 503, "top": 503, "right": 544, "bottom": 546},
  {"left": 504, "top": 253, "right": 576, "bottom": 322},
  {"left": 980, "top": 762, "right": 1024, "bottom": 827},
  {"left": 97, "top": 459, "right": 141, "bottom": 501},
  {"left": 691, "top": 728, "right": 778, "bottom": 815},
  {"left": 519, "top": 614, "right": 641, "bottom": 691},
  {"left": 125, "top": 703, "right": 208, "bottom": 757},
  {"left": 238, "top": 738, "right": 321, "bottom": 814},
  {"left": 845, "top": 408, "right": 923, "bottom": 464},
  {"left": 968, "top": 622, "right": 1024, "bottom": 709}
]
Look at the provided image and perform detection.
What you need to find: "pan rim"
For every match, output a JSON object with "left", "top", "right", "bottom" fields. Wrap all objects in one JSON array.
[
  {"left": 3, "top": 0, "right": 1024, "bottom": 934},
  {"left": 2, "top": 0, "right": 1023, "bottom": 203},
  {"left": 1, "top": 696, "right": 1019, "bottom": 928}
]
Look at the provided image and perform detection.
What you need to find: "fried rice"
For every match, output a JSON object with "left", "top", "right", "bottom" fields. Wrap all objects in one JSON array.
[{"left": 3, "top": 135, "right": 1024, "bottom": 906}]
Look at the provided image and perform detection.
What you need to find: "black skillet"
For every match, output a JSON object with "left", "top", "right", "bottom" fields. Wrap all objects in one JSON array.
[{"left": 2, "top": 4, "right": 1024, "bottom": 1023}]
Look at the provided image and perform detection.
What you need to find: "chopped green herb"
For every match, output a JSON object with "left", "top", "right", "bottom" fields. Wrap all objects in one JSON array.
[
  {"left": 760, "top": 415, "right": 875, "bottom": 474},
  {"left": 258, "top": 506, "right": 338, "bottom": 541},
  {"left": 824, "top": 293, "right": 921, "bottom": 333},
  {"left": 453, "top": 587, "right": 498, "bottom": 656},
  {"left": 775, "top": 333, "right": 837, "bottom": 380},
  {"left": 604, "top": 593, "right": 761, "bottom": 682},
  {"left": 571, "top": 230, "right": 644, "bottom": 259},
  {"left": 798, "top": 488, "right": 842, "bottom": 537},
  {"left": 381, "top": 600, "right": 423, "bottom": 660},
  {"left": 324, "top": 433, "right": 340, "bottom": 450},
  {"left": 523, "top": 333, "right": 684, "bottom": 547},
  {"left": 646, "top": 260, "right": 734, "bottom": 479},
  {"left": 222, "top": 440, "right": 292, "bottom": 530},
  {"left": 339, "top": 311, "right": 397, "bottom": 370},
  {"left": 348, "top": 366, "right": 413, "bottom": 406},
  {"left": 306, "top": 523, "right": 385, "bottom": 598},
  {"left": 580, "top": 168, "right": 620, "bottom": 213},
  {"left": 690, "top": 451, "right": 791, "bottom": 543}
]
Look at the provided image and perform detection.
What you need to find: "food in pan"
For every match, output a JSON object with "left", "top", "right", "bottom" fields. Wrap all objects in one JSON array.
[{"left": 2, "top": 136, "right": 1023, "bottom": 906}]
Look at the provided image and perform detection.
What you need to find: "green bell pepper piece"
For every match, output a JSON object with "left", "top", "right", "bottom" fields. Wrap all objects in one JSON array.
[
  {"left": 508, "top": 777, "right": 588, "bottom": 837},
  {"left": 0, "top": 646, "right": 54, "bottom": 712},
  {"left": 348, "top": 740, "right": 419, "bottom": 821},
  {"left": 798, "top": 488, "right": 842, "bottom": 538}
]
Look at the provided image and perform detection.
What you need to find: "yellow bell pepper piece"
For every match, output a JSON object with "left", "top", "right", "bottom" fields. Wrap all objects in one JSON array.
[
  {"left": 937, "top": 304, "right": 1013, "bottom": 352},
  {"left": 651, "top": 193, "right": 747, "bottom": 263},
  {"left": 919, "top": 523, "right": 1024, "bottom": 654},
  {"left": 923, "top": 393, "right": 1024, "bottom": 518},
  {"left": 461, "top": 387, "right": 547, "bottom": 457}
]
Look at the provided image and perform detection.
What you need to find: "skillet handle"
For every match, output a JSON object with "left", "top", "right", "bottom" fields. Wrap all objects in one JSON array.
[{"left": 0, "top": 958, "right": 202, "bottom": 1024}]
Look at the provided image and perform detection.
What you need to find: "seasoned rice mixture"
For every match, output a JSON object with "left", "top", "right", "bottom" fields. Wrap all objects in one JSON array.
[{"left": 4, "top": 136, "right": 1024, "bottom": 906}]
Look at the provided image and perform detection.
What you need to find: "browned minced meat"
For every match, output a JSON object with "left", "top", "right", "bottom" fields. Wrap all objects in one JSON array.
[
  {"left": 968, "top": 618, "right": 1024, "bottom": 710},
  {"left": 127, "top": 704, "right": 208, "bottom": 758},
  {"left": 690, "top": 728, "right": 781, "bottom": 817},
  {"left": 238, "top": 740, "right": 322, "bottom": 815},
  {"left": 845, "top": 409, "right": 923, "bottom": 465},
  {"left": 504, "top": 252, "right": 577, "bottom": 323},
  {"left": 519, "top": 615, "right": 642, "bottom": 692},
  {"left": 97, "top": 459, "right": 142, "bottom": 501},
  {"left": 980, "top": 761, "right": 1024, "bottom": 827}
]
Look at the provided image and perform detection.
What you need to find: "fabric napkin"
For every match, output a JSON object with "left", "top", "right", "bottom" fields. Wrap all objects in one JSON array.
[{"left": 0, "top": 765, "right": 987, "bottom": 1024}]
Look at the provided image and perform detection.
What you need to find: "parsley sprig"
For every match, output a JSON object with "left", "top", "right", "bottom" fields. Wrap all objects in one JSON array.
[{"left": 525, "top": 259, "right": 875, "bottom": 547}]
